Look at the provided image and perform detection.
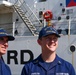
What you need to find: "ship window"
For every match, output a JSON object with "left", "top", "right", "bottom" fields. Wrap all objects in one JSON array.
[
  {"left": 57, "top": 28, "right": 76, "bottom": 35},
  {"left": 38, "top": 0, "right": 47, "bottom": 2},
  {"left": 60, "top": 3, "right": 63, "bottom": 6},
  {"left": 57, "top": 24, "right": 76, "bottom": 35},
  {"left": 57, "top": 29, "right": 62, "bottom": 34}
]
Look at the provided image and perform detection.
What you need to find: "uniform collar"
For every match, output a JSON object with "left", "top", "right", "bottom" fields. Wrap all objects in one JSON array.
[{"left": 33, "top": 54, "right": 62, "bottom": 70}]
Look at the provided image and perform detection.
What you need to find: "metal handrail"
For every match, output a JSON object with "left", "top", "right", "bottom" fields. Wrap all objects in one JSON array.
[
  {"left": 14, "top": 0, "right": 42, "bottom": 25},
  {"left": 14, "top": 0, "right": 43, "bottom": 32}
]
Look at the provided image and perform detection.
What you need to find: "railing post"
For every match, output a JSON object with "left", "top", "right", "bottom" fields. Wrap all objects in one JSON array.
[{"left": 13, "top": 22, "right": 15, "bottom": 36}]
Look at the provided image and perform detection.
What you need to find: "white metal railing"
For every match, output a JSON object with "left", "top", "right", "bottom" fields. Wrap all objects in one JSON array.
[{"left": 14, "top": 0, "right": 43, "bottom": 33}]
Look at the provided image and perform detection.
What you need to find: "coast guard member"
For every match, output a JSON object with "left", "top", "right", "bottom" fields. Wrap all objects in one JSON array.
[
  {"left": 21, "top": 26, "right": 76, "bottom": 75},
  {"left": 0, "top": 28, "right": 15, "bottom": 75}
]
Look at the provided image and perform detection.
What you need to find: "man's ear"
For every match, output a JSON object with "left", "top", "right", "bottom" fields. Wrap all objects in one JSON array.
[{"left": 37, "top": 39, "right": 41, "bottom": 45}]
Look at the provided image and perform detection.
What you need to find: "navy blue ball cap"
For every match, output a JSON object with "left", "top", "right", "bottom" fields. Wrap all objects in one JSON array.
[
  {"left": 38, "top": 26, "right": 60, "bottom": 39},
  {"left": 0, "top": 28, "right": 15, "bottom": 41}
]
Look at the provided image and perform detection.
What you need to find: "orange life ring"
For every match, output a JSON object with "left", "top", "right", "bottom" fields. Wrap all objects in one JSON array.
[{"left": 43, "top": 10, "right": 53, "bottom": 21}]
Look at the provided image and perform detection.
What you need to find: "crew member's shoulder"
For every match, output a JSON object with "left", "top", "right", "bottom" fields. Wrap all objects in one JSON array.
[
  {"left": 24, "top": 55, "right": 41, "bottom": 67},
  {"left": 4, "top": 63, "right": 11, "bottom": 70},
  {"left": 58, "top": 56, "right": 73, "bottom": 67}
]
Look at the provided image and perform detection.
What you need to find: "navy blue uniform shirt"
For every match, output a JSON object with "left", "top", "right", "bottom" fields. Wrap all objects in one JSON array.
[
  {"left": 0, "top": 59, "right": 11, "bottom": 75},
  {"left": 21, "top": 54, "right": 76, "bottom": 75}
]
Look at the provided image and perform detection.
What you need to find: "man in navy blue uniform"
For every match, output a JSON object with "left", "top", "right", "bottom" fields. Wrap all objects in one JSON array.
[
  {"left": 21, "top": 26, "right": 76, "bottom": 75},
  {"left": 0, "top": 28, "right": 15, "bottom": 75}
]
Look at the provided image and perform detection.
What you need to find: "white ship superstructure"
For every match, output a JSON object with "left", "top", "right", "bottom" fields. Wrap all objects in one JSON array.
[{"left": 0, "top": 0, "right": 76, "bottom": 75}]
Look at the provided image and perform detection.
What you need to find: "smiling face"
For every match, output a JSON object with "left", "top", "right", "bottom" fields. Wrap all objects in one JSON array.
[
  {"left": 37, "top": 34, "right": 58, "bottom": 53},
  {"left": 0, "top": 36, "right": 8, "bottom": 57}
]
